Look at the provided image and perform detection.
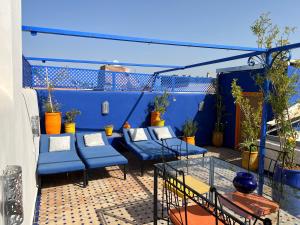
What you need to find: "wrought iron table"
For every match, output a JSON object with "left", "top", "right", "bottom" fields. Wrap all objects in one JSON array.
[{"left": 153, "top": 156, "right": 300, "bottom": 224}]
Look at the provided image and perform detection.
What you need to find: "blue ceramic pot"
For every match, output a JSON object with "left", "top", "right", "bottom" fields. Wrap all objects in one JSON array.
[
  {"left": 274, "top": 165, "right": 300, "bottom": 189},
  {"left": 233, "top": 172, "right": 257, "bottom": 194}
]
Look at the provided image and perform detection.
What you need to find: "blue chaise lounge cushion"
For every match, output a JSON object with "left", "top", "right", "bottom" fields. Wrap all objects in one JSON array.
[
  {"left": 37, "top": 133, "right": 85, "bottom": 175},
  {"left": 123, "top": 128, "right": 175, "bottom": 161},
  {"left": 148, "top": 126, "right": 207, "bottom": 156},
  {"left": 76, "top": 132, "right": 128, "bottom": 169}
]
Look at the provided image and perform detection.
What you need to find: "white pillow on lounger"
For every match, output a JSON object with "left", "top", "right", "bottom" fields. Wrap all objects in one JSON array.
[
  {"left": 129, "top": 128, "right": 148, "bottom": 142},
  {"left": 84, "top": 133, "right": 105, "bottom": 147},
  {"left": 153, "top": 127, "right": 173, "bottom": 140},
  {"left": 49, "top": 136, "right": 71, "bottom": 152}
]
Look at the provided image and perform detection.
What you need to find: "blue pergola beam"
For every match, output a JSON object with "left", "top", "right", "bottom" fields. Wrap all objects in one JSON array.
[
  {"left": 25, "top": 57, "right": 182, "bottom": 69},
  {"left": 22, "top": 25, "right": 267, "bottom": 52},
  {"left": 155, "top": 51, "right": 263, "bottom": 74},
  {"left": 269, "top": 42, "right": 300, "bottom": 53}
]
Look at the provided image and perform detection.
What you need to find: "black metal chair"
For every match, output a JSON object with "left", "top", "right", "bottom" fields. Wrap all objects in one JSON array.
[{"left": 161, "top": 162, "right": 272, "bottom": 225}]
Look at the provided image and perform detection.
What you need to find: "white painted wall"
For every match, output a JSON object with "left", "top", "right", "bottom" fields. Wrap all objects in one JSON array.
[{"left": 0, "top": 0, "right": 39, "bottom": 224}]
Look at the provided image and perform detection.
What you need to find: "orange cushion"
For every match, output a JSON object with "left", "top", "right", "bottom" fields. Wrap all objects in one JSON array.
[{"left": 169, "top": 205, "right": 224, "bottom": 225}]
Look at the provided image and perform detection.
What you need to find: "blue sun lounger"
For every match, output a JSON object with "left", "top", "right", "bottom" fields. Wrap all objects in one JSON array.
[
  {"left": 37, "top": 133, "right": 87, "bottom": 188},
  {"left": 76, "top": 132, "right": 128, "bottom": 183},
  {"left": 123, "top": 128, "right": 176, "bottom": 175},
  {"left": 148, "top": 126, "right": 207, "bottom": 157}
]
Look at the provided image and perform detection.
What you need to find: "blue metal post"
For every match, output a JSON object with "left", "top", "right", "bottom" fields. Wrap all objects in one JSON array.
[{"left": 258, "top": 52, "right": 272, "bottom": 195}]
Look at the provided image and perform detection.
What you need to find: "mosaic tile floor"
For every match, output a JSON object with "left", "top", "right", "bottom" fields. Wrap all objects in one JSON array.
[{"left": 33, "top": 147, "right": 300, "bottom": 225}]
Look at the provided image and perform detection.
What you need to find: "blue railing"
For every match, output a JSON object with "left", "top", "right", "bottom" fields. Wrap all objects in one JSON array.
[{"left": 23, "top": 60, "right": 215, "bottom": 93}]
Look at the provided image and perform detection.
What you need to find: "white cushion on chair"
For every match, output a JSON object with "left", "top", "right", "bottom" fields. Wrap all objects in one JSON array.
[
  {"left": 129, "top": 128, "right": 148, "bottom": 142},
  {"left": 49, "top": 136, "right": 70, "bottom": 152},
  {"left": 84, "top": 133, "right": 105, "bottom": 147},
  {"left": 153, "top": 127, "right": 173, "bottom": 140}
]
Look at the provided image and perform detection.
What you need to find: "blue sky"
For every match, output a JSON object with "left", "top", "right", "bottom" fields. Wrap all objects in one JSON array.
[{"left": 22, "top": 0, "right": 300, "bottom": 76}]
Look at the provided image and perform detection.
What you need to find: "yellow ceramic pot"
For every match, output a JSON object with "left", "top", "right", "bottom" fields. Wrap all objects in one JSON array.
[
  {"left": 242, "top": 150, "right": 258, "bottom": 171},
  {"left": 212, "top": 131, "right": 223, "bottom": 147},
  {"left": 65, "top": 123, "right": 76, "bottom": 134},
  {"left": 154, "top": 120, "right": 165, "bottom": 127},
  {"left": 183, "top": 136, "right": 195, "bottom": 145},
  {"left": 105, "top": 126, "right": 113, "bottom": 136}
]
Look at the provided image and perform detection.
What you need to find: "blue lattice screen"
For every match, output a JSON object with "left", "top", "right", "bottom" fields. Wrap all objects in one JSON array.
[{"left": 24, "top": 64, "right": 215, "bottom": 93}]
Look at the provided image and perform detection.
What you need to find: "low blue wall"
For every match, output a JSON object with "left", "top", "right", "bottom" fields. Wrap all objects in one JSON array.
[{"left": 36, "top": 90, "right": 216, "bottom": 146}]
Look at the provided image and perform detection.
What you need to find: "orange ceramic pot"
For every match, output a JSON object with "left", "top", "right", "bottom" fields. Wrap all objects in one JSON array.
[
  {"left": 45, "top": 112, "right": 62, "bottom": 134},
  {"left": 151, "top": 111, "right": 161, "bottom": 126},
  {"left": 183, "top": 136, "right": 195, "bottom": 145},
  {"left": 123, "top": 121, "right": 131, "bottom": 129},
  {"left": 242, "top": 150, "right": 258, "bottom": 171},
  {"left": 212, "top": 131, "right": 223, "bottom": 147}
]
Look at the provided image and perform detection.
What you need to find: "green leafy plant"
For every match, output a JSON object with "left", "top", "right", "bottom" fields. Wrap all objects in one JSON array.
[
  {"left": 153, "top": 91, "right": 170, "bottom": 116},
  {"left": 213, "top": 78, "right": 225, "bottom": 132},
  {"left": 64, "top": 109, "right": 81, "bottom": 124},
  {"left": 231, "top": 79, "right": 262, "bottom": 152},
  {"left": 251, "top": 13, "right": 299, "bottom": 168},
  {"left": 182, "top": 120, "right": 198, "bottom": 137}
]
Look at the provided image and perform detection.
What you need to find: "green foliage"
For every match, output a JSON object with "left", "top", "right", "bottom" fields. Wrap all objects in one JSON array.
[
  {"left": 43, "top": 99, "right": 60, "bottom": 113},
  {"left": 252, "top": 13, "right": 298, "bottom": 167},
  {"left": 153, "top": 91, "right": 170, "bottom": 116},
  {"left": 64, "top": 109, "right": 81, "bottom": 124},
  {"left": 213, "top": 78, "right": 225, "bottom": 132},
  {"left": 231, "top": 79, "right": 262, "bottom": 152},
  {"left": 182, "top": 120, "right": 198, "bottom": 137}
]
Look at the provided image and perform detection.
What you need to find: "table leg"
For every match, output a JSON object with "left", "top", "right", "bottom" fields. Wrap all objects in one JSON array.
[
  {"left": 209, "top": 158, "right": 214, "bottom": 201},
  {"left": 154, "top": 167, "right": 158, "bottom": 225}
]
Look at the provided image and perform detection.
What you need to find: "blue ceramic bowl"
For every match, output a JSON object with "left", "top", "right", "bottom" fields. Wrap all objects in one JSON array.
[{"left": 233, "top": 172, "right": 257, "bottom": 194}]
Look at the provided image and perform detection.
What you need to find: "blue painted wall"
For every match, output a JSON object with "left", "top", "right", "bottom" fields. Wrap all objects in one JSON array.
[
  {"left": 218, "top": 69, "right": 263, "bottom": 148},
  {"left": 36, "top": 90, "right": 216, "bottom": 146}
]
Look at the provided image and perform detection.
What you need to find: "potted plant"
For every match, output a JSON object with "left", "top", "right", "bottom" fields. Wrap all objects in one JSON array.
[
  {"left": 64, "top": 109, "right": 81, "bottom": 134},
  {"left": 105, "top": 124, "right": 114, "bottom": 136},
  {"left": 182, "top": 119, "right": 198, "bottom": 145},
  {"left": 151, "top": 91, "right": 170, "bottom": 126},
  {"left": 231, "top": 79, "right": 262, "bottom": 171},
  {"left": 43, "top": 74, "right": 62, "bottom": 134},
  {"left": 212, "top": 77, "right": 225, "bottom": 147},
  {"left": 250, "top": 13, "right": 300, "bottom": 188}
]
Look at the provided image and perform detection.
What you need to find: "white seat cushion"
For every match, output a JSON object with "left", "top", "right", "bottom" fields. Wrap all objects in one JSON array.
[
  {"left": 49, "top": 136, "right": 70, "bottom": 152},
  {"left": 84, "top": 133, "right": 105, "bottom": 147},
  {"left": 129, "top": 128, "right": 148, "bottom": 142},
  {"left": 153, "top": 127, "right": 173, "bottom": 140}
]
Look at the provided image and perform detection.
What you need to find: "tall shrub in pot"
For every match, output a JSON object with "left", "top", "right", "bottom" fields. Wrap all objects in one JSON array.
[
  {"left": 251, "top": 13, "right": 300, "bottom": 187},
  {"left": 182, "top": 119, "right": 198, "bottom": 145},
  {"left": 151, "top": 91, "right": 170, "bottom": 126},
  {"left": 231, "top": 79, "right": 262, "bottom": 171}
]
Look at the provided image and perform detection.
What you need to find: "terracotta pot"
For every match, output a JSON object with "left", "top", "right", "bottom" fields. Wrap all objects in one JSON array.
[
  {"left": 153, "top": 120, "right": 165, "bottom": 127},
  {"left": 183, "top": 136, "right": 195, "bottom": 145},
  {"left": 45, "top": 112, "right": 61, "bottom": 134},
  {"left": 65, "top": 123, "right": 75, "bottom": 134},
  {"left": 151, "top": 111, "right": 161, "bottom": 126},
  {"left": 212, "top": 131, "right": 223, "bottom": 147},
  {"left": 123, "top": 121, "right": 131, "bottom": 129},
  {"left": 242, "top": 150, "right": 258, "bottom": 171}
]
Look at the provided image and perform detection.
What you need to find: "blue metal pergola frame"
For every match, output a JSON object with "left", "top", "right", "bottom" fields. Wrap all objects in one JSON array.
[{"left": 22, "top": 25, "right": 300, "bottom": 195}]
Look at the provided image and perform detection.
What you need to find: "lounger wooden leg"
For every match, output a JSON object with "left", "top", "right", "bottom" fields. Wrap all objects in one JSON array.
[
  {"left": 83, "top": 170, "right": 88, "bottom": 187},
  {"left": 38, "top": 175, "right": 42, "bottom": 188},
  {"left": 123, "top": 165, "right": 126, "bottom": 180},
  {"left": 140, "top": 161, "right": 144, "bottom": 176}
]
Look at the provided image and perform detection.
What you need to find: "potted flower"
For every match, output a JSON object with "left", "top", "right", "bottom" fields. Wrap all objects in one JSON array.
[
  {"left": 251, "top": 13, "right": 300, "bottom": 187},
  {"left": 231, "top": 79, "right": 262, "bottom": 171},
  {"left": 104, "top": 124, "right": 114, "bottom": 136},
  {"left": 151, "top": 91, "right": 170, "bottom": 126},
  {"left": 64, "top": 109, "right": 81, "bottom": 134},
  {"left": 43, "top": 78, "right": 62, "bottom": 134},
  {"left": 212, "top": 78, "right": 225, "bottom": 147},
  {"left": 182, "top": 119, "right": 198, "bottom": 145}
]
